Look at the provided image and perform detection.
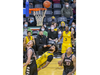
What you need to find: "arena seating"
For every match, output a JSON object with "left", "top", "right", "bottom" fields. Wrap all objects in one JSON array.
[
  {"left": 35, "top": 4, "right": 43, "bottom": 8},
  {"left": 23, "top": 1, "right": 76, "bottom": 56}
]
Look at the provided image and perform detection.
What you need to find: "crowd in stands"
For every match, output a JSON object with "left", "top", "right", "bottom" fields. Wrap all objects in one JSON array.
[{"left": 23, "top": 0, "right": 76, "bottom": 58}]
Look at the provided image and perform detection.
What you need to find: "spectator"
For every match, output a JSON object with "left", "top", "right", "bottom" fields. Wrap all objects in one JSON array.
[
  {"left": 70, "top": 27, "right": 76, "bottom": 47},
  {"left": 23, "top": 22, "right": 32, "bottom": 36},
  {"left": 28, "top": 17, "right": 36, "bottom": 27},
  {"left": 61, "top": 2, "right": 74, "bottom": 25},
  {"left": 49, "top": 16, "right": 57, "bottom": 25},
  {"left": 29, "top": 0, "right": 34, "bottom": 7},
  {"left": 53, "top": 0, "right": 60, "bottom": 3},
  {"left": 36, "top": 31, "right": 48, "bottom": 55},
  {"left": 43, "top": 24, "right": 48, "bottom": 32},
  {"left": 71, "top": 22, "right": 76, "bottom": 28},
  {"left": 37, "top": 26, "right": 48, "bottom": 37},
  {"left": 48, "top": 25, "right": 58, "bottom": 42},
  {"left": 73, "top": 7, "right": 76, "bottom": 19},
  {"left": 51, "top": 16, "right": 57, "bottom": 22},
  {"left": 53, "top": 22, "right": 58, "bottom": 31},
  {"left": 71, "top": 0, "right": 76, "bottom": 9},
  {"left": 71, "top": 0, "right": 76, "bottom": 19},
  {"left": 59, "top": 21, "right": 66, "bottom": 32},
  {"left": 23, "top": 18, "right": 26, "bottom": 25}
]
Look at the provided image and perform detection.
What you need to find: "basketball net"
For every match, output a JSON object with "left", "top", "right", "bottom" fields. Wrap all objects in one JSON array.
[{"left": 33, "top": 9, "right": 47, "bottom": 26}]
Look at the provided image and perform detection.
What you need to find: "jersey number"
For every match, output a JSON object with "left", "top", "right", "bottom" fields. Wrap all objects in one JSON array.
[
  {"left": 66, "top": 62, "right": 70, "bottom": 66},
  {"left": 65, "top": 38, "right": 67, "bottom": 41}
]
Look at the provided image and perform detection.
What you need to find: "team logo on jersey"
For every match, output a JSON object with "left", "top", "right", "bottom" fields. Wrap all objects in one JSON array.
[{"left": 65, "top": 59, "right": 71, "bottom": 62}]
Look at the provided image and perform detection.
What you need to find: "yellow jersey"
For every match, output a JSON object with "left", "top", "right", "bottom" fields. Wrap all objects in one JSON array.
[
  {"left": 54, "top": 28, "right": 57, "bottom": 31},
  {"left": 25, "top": 36, "right": 33, "bottom": 44},
  {"left": 63, "top": 31, "right": 71, "bottom": 44},
  {"left": 36, "top": 51, "right": 54, "bottom": 68}
]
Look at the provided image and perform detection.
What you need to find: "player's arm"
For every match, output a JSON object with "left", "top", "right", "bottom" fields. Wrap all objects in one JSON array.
[
  {"left": 71, "top": 32, "right": 75, "bottom": 45},
  {"left": 37, "top": 58, "right": 52, "bottom": 71},
  {"left": 37, "top": 55, "right": 53, "bottom": 72},
  {"left": 41, "top": 55, "right": 53, "bottom": 69},
  {"left": 33, "top": 52, "right": 37, "bottom": 60},
  {"left": 70, "top": 55, "right": 76, "bottom": 74},
  {"left": 32, "top": 36, "right": 35, "bottom": 45},
  {"left": 58, "top": 32, "right": 63, "bottom": 42},
  {"left": 23, "top": 49, "right": 32, "bottom": 67},
  {"left": 58, "top": 53, "right": 65, "bottom": 66},
  {"left": 23, "top": 37, "right": 26, "bottom": 47},
  {"left": 41, "top": 61, "right": 50, "bottom": 69}
]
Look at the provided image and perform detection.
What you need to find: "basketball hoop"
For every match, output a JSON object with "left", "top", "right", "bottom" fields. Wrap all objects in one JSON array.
[{"left": 29, "top": 8, "right": 47, "bottom": 26}]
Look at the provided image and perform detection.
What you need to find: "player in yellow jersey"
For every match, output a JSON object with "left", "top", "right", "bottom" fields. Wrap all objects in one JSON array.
[
  {"left": 58, "top": 26, "right": 74, "bottom": 53},
  {"left": 36, "top": 45, "right": 58, "bottom": 71},
  {"left": 24, "top": 31, "right": 35, "bottom": 47}
]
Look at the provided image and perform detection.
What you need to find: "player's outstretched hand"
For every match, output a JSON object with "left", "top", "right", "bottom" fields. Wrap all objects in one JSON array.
[{"left": 58, "top": 60, "right": 62, "bottom": 66}]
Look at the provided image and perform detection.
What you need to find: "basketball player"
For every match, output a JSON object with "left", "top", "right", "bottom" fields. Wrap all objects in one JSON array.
[
  {"left": 58, "top": 26, "right": 74, "bottom": 53},
  {"left": 24, "top": 31, "right": 35, "bottom": 48},
  {"left": 23, "top": 40, "right": 37, "bottom": 75},
  {"left": 36, "top": 45, "right": 58, "bottom": 71},
  {"left": 58, "top": 47, "right": 76, "bottom": 75}
]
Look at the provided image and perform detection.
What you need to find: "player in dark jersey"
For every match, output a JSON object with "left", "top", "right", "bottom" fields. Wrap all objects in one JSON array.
[
  {"left": 58, "top": 47, "right": 76, "bottom": 75},
  {"left": 23, "top": 40, "right": 37, "bottom": 75}
]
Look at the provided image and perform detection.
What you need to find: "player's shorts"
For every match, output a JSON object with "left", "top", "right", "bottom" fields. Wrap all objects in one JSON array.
[
  {"left": 25, "top": 61, "right": 37, "bottom": 75},
  {"left": 61, "top": 43, "right": 72, "bottom": 53},
  {"left": 63, "top": 69, "right": 73, "bottom": 75}
]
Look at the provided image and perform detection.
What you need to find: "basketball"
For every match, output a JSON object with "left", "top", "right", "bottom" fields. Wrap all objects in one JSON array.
[{"left": 43, "top": 1, "right": 51, "bottom": 8}]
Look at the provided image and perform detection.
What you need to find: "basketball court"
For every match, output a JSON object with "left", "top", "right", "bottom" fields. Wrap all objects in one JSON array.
[
  {"left": 23, "top": 58, "right": 76, "bottom": 75},
  {"left": 23, "top": 58, "right": 63, "bottom": 75}
]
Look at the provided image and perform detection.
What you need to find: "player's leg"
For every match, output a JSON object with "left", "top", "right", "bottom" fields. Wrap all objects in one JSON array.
[
  {"left": 61, "top": 44, "right": 67, "bottom": 53},
  {"left": 66, "top": 43, "right": 73, "bottom": 53}
]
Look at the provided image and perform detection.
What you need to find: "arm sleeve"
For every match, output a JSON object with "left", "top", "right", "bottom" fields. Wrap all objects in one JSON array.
[{"left": 47, "top": 55, "right": 53, "bottom": 62}]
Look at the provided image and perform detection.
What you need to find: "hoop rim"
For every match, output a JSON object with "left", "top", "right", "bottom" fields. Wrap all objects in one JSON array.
[{"left": 29, "top": 8, "right": 47, "bottom": 11}]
